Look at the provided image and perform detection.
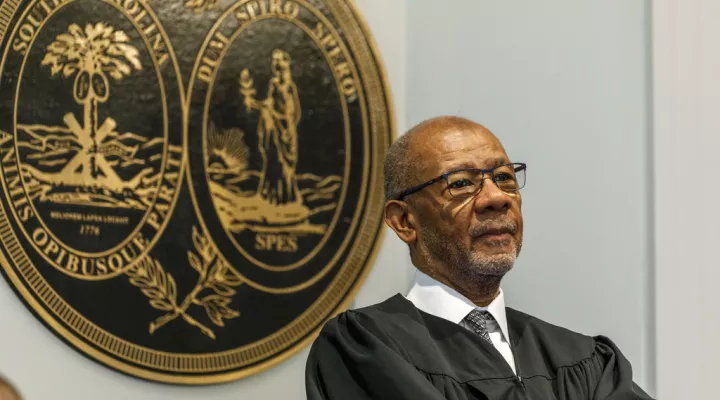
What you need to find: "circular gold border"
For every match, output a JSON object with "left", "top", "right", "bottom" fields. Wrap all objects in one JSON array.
[{"left": 0, "top": 0, "right": 395, "bottom": 384}]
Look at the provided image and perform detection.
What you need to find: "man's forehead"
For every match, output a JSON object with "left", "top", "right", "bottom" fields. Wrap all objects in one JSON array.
[{"left": 411, "top": 125, "right": 509, "bottom": 176}]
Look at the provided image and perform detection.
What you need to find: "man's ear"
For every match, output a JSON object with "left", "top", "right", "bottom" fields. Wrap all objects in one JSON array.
[{"left": 384, "top": 200, "right": 417, "bottom": 244}]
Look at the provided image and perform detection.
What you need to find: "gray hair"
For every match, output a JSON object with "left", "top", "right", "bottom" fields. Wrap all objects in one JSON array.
[{"left": 383, "top": 131, "right": 416, "bottom": 203}]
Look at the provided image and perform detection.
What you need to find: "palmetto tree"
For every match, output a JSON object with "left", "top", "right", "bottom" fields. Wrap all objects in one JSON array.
[{"left": 40, "top": 22, "right": 142, "bottom": 188}]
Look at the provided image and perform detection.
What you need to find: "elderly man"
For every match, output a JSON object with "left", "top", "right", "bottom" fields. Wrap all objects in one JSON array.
[{"left": 305, "top": 116, "right": 652, "bottom": 400}]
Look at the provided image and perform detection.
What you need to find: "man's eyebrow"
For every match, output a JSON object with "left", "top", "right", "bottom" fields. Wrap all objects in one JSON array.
[{"left": 485, "top": 157, "right": 512, "bottom": 168}]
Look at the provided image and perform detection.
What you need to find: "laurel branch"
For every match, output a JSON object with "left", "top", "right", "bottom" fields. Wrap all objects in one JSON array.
[{"left": 126, "top": 226, "right": 243, "bottom": 339}]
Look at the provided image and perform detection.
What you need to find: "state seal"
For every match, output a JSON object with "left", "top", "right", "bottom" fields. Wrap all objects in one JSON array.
[{"left": 0, "top": 0, "right": 391, "bottom": 384}]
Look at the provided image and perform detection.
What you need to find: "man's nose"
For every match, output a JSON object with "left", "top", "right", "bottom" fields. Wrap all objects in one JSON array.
[{"left": 473, "top": 177, "right": 513, "bottom": 212}]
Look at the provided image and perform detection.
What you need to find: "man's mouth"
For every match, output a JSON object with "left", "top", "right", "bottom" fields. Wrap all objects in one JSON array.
[
  {"left": 470, "top": 222, "right": 516, "bottom": 241},
  {"left": 476, "top": 229, "right": 513, "bottom": 241}
]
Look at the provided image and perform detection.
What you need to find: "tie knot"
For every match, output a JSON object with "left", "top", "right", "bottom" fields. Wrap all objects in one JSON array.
[
  {"left": 463, "top": 309, "right": 495, "bottom": 345},
  {"left": 465, "top": 309, "right": 494, "bottom": 329}
]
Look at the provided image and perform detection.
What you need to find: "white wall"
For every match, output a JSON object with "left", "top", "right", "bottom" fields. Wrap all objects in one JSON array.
[
  {"left": 0, "top": 1, "right": 409, "bottom": 399},
  {"left": 653, "top": 1, "right": 720, "bottom": 399},
  {"left": 406, "top": 0, "right": 655, "bottom": 394}
]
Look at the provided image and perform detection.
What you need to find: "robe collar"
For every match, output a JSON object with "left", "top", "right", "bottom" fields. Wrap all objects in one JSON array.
[{"left": 405, "top": 270, "right": 511, "bottom": 345}]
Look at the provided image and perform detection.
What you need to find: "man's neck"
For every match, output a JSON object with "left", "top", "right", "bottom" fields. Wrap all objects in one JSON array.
[{"left": 422, "top": 268, "right": 502, "bottom": 307}]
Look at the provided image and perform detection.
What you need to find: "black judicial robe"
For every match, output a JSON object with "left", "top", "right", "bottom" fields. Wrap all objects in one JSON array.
[{"left": 306, "top": 294, "right": 653, "bottom": 400}]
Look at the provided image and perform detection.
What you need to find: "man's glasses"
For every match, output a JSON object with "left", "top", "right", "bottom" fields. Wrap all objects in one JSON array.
[{"left": 396, "top": 163, "right": 527, "bottom": 201}]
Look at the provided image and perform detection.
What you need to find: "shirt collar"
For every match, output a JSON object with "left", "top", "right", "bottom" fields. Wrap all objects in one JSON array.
[{"left": 405, "top": 270, "right": 511, "bottom": 343}]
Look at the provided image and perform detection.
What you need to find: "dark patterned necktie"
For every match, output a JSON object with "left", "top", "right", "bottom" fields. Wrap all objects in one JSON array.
[{"left": 464, "top": 309, "right": 494, "bottom": 345}]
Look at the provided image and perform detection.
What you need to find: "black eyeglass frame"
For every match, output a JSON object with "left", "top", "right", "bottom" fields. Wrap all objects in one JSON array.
[{"left": 396, "top": 162, "right": 527, "bottom": 201}]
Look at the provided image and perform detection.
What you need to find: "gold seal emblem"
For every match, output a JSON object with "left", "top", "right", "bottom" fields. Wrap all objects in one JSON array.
[{"left": 0, "top": 0, "right": 392, "bottom": 384}]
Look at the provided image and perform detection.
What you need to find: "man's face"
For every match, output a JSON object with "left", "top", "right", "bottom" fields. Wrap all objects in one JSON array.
[{"left": 409, "top": 128, "right": 524, "bottom": 286}]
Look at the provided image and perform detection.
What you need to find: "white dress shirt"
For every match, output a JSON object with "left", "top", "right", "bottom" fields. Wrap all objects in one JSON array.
[{"left": 405, "top": 271, "right": 517, "bottom": 375}]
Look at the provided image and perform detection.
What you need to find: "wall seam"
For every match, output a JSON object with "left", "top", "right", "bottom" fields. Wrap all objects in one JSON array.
[{"left": 644, "top": 0, "right": 657, "bottom": 396}]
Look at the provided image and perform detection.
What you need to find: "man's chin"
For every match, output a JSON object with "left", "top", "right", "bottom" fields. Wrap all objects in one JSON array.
[
  {"left": 473, "top": 240, "right": 516, "bottom": 255},
  {"left": 466, "top": 253, "right": 517, "bottom": 276}
]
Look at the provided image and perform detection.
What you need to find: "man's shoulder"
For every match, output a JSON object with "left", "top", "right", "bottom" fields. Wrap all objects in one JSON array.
[
  {"left": 506, "top": 307, "right": 599, "bottom": 366},
  {"left": 326, "top": 294, "right": 419, "bottom": 329},
  {"left": 506, "top": 307, "right": 592, "bottom": 339},
  {"left": 507, "top": 306, "right": 576, "bottom": 329},
  {"left": 353, "top": 293, "right": 414, "bottom": 314},
  {"left": 316, "top": 294, "right": 426, "bottom": 351}
]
